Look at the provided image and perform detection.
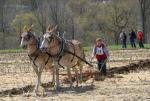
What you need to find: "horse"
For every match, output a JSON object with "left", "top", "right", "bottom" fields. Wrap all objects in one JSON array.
[
  {"left": 20, "top": 25, "right": 54, "bottom": 95},
  {"left": 40, "top": 25, "right": 85, "bottom": 89}
]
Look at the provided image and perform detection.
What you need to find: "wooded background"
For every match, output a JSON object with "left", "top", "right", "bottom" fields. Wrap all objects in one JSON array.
[{"left": 0, "top": 0, "right": 150, "bottom": 49}]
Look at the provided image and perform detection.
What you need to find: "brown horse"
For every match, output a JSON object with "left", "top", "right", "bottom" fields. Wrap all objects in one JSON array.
[
  {"left": 20, "top": 25, "right": 54, "bottom": 95},
  {"left": 40, "top": 25, "right": 85, "bottom": 89}
]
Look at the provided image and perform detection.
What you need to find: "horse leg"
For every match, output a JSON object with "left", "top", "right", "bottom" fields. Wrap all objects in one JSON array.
[
  {"left": 34, "top": 65, "right": 44, "bottom": 95},
  {"left": 72, "top": 67, "right": 79, "bottom": 87},
  {"left": 51, "top": 67, "right": 55, "bottom": 86},
  {"left": 37, "top": 67, "right": 44, "bottom": 94},
  {"left": 79, "top": 63, "right": 83, "bottom": 84},
  {"left": 67, "top": 67, "right": 73, "bottom": 89},
  {"left": 32, "top": 65, "right": 39, "bottom": 94},
  {"left": 55, "top": 64, "right": 60, "bottom": 90}
]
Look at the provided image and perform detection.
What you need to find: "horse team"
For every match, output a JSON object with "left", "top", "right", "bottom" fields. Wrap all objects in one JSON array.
[{"left": 20, "top": 25, "right": 86, "bottom": 95}]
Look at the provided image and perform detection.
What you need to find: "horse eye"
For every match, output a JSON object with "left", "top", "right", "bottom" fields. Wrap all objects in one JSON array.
[
  {"left": 46, "top": 37, "right": 50, "bottom": 41},
  {"left": 27, "top": 34, "right": 30, "bottom": 38}
]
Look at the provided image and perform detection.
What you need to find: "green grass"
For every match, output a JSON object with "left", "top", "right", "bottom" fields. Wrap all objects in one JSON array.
[
  {"left": 0, "top": 48, "right": 24, "bottom": 53},
  {"left": 0, "top": 44, "right": 150, "bottom": 53},
  {"left": 84, "top": 44, "right": 150, "bottom": 52},
  {"left": 144, "top": 44, "right": 150, "bottom": 48},
  {"left": 109, "top": 44, "right": 150, "bottom": 49}
]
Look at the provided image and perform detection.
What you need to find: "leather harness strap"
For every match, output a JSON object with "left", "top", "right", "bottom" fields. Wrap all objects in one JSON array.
[
  {"left": 45, "top": 53, "right": 51, "bottom": 65},
  {"left": 28, "top": 51, "right": 39, "bottom": 67},
  {"left": 46, "top": 36, "right": 93, "bottom": 69},
  {"left": 28, "top": 37, "right": 51, "bottom": 67},
  {"left": 28, "top": 51, "right": 51, "bottom": 68}
]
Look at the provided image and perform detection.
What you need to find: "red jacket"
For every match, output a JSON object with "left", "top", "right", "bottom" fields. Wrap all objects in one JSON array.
[
  {"left": 137, "top": 31, "right": 144, "bottom": 40},
  {"left": 94, "top": 43, "right": 107, "bottom": 60}
]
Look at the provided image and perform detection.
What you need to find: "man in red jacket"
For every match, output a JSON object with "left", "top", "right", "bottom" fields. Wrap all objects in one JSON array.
[
  {"left": 137, "top": 30, "right": 144, "bottom": 48},
  {"left": 92, "top": 38, "right": 108, "bottom": 75}
]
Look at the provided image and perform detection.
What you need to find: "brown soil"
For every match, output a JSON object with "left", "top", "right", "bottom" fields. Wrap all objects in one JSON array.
[{"left": 0, "top": 49, "right": 150, "bottom": 101}]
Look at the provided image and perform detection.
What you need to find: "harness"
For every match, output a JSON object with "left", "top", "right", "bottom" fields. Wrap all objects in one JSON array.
[
  {"left": 46, "top": 36, "right": 93, "bottom": 69},
  {"left": 28, "top": 50, "right": 39, "bottom": 67},
  {"left": 28, "top": 38, "right": 51, "bottom": 68}
]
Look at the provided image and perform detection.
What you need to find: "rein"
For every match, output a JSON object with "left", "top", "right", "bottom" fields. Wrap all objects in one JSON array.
[{"left": 64, "top": 49, "right": 93, "bottom": 67}]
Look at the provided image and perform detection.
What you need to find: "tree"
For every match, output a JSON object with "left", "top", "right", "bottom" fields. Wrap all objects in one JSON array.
[
  {"left": 0, "top": 0, "right": 8, "bottom": 49},
  {"left": 11, "top": 12, "right": 36, "bottom": 43},
  {"left": 30, "top": 0, "right": 74, "bottom": 39},
  {"left": 95, "top": 1, "right": 130, "bottom": 44},
  {"left": 138, "top": 0, "right": 150, "bottom": 43}
]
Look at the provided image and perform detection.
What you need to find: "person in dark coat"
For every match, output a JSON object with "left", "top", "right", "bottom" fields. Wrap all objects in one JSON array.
[
  {"left": 129, "top": 29, "right": 136, "bottom": 48},
  {"left": 120, "top": 30, "right": 127, "bottom": 48}
]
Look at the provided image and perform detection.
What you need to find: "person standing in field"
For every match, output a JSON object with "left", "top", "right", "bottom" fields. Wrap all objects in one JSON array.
[
  {"left": 137, "top": 30, "right": 144, "bottom": 48},
  {"left": 120, "top": 30, "right": 127, "bottom": 48},
  {"left": 92, "top": 38, "right": 108, "bottom": 75},
  {"left": 129, "top": 29, "right": 137, "bottom": 48}
]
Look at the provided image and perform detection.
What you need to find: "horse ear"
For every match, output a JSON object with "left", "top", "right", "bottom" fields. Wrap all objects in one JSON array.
[
  {"left": 53, "top": 25, "right": 58, "bottom": 32},
  {"left": 33, "top": 32, "right": 36, "bottom": 36},
  {"left": 28, "top": 24, "right": 34, "bottom": 32},
  {"left": 47, "top": 25, "right": 53, "bottom": 32},
  {"left": 23, "top": 25, "right": 28, "bottom": 32}
]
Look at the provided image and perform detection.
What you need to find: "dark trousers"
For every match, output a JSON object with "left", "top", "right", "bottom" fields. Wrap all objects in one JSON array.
[
  {"left": 97, "top": 59, "right": 107, "bottom": 75},
  {"left": 139, "top": 40, "right": 144, "bottom": 48},
  {"left": 122, "top": 39, "right": 127, "bottom": 48},
  {"left": 130, "top": 39, "right": 136, "bottom": 48}
]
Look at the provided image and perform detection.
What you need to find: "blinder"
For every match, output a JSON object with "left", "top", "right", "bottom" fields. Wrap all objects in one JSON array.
[
  {"left": 45, "top": 32, "right": 54, "bottom": 44},
  {"left": 24, "top": 31, "right": 32, "bottom": 41}
]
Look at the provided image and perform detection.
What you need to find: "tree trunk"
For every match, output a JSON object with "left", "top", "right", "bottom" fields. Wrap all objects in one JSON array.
[
  {"left": 114, "top": 32, "right": 119, "bottom": 45},
  {"left": 71, "top": 18, "right": 75, "bottom": 39},
  {"left": 141, "top": 1, "right": 146, "bottom": 43},
  {"left": 139, "top": 0, "right": 147, "bottom": 43},
  {"left": 1, "top": 7, "right": 5, "bottom": 49}
]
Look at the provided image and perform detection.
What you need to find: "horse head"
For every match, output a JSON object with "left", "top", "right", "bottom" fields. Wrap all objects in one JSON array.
[
  {"left": 20, "top": 25, "right": 35, "bottom": 49},
  {"left": 40, "top": 25, "right": 59, "bottom": 52}
]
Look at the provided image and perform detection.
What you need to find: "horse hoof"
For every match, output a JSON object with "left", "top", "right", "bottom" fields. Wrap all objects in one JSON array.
[{"left": 55, "top": 86, "right": 61, "bottom": 91}]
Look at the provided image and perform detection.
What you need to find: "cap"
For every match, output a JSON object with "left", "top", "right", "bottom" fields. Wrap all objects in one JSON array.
[{"left": 96, "top": 38, "right": 102, "bottom": 42}]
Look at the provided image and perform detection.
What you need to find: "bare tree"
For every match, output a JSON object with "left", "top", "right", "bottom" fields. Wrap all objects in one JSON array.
[
  {"left": 0, "top": 1, "right": 8, "bottom": 49},
  {"left": 138, "top": 0, "right": 150, "bottom": 43},
  {"left": 30, "top": 0, "right": 47, "bottom": 34},
  {"left": 100, "top": 2, "right": 130, "bottom": 44},
  {"left": 30, "top": 0, "right": 73, "bottom": 38}
]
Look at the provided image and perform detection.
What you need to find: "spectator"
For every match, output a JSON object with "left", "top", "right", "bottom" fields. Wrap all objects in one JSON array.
[
  {"left": 120, "top": 30, "right": 127, "bottom": 48},
  {"left": 129, "top": 29, "right": 136, "bottom": 48},
  {"left": 137, "top": 30, "right": 144, "bottom": 48}
]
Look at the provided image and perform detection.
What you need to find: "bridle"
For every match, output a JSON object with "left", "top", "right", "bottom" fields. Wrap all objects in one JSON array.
[
  {"left": 44, "top": 33, "right": 63, "bottom": 57},
  {"left": 22, "top": 32, "right": 51, "bottom": 67}
]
